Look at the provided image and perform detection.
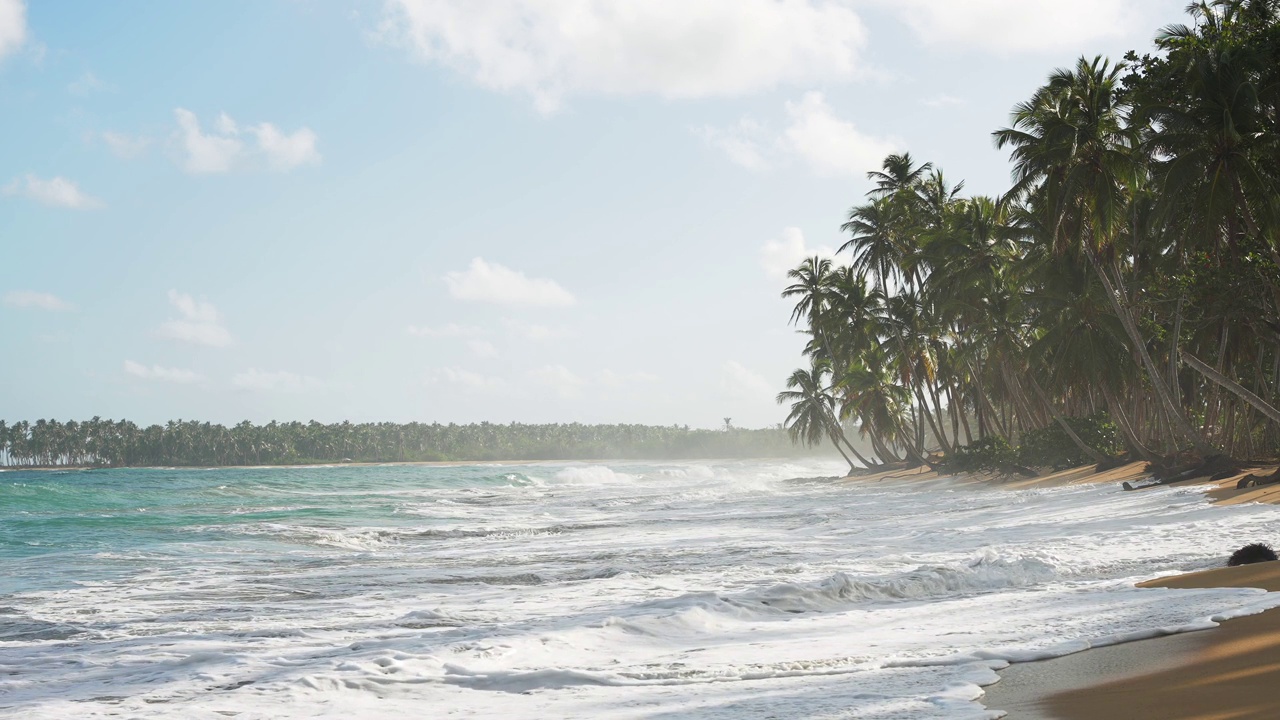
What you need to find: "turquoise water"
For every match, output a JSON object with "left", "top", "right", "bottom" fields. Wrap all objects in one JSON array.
[
  {"left": 3, "top": 465, "right": 529, "bottom": 553},
  {"left": 2, "top": 464, "right": 546, "bottom": 594},
  {"left": 3, "top": 459, "right": 1280, "bottom": 719}
]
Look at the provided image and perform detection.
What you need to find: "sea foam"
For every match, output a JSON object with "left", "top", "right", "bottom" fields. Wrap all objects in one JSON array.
[{"left": 2, "top": 459, "right": 1278, "bottom": 719}]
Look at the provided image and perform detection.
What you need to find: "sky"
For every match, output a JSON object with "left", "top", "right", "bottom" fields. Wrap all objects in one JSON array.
[{"left": 0, "top": 0, "right": 1189, "bottom": 429}]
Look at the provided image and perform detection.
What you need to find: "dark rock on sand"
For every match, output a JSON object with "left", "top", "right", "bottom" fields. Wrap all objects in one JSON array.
[{"left": 1227, "top": 542, "right": 1278, "bottom": 567}]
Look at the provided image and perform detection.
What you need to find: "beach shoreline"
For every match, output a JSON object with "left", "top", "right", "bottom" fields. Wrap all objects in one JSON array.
[
  {"left": 842, "top": 458, "right": 1280, "bottom": 718},
  {"left": 845, "top": 458, "right": 1280, "bottom": 506},
  {"left": 952, "top": 460, "right": 1280, "bottom": 719},
  {"left": 982, "top": 562, "right": 1280, "bottom": 719}
]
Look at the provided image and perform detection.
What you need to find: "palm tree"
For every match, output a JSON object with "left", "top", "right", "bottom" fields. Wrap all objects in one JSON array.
[
  {"left": 840, "top": 197, "right": 906, "bottom": 293},
  {"left": 777, "top": 365, "right": 866, "bottom": 473},
  {"left": 783, "top": 256, "right": 842, "bottom": 362},
  {"left": 867, "top": 152, "right": 933, "bottom": 200},
  {"left": 994, "top": 55, "right": 1215, "bottom": 456}
]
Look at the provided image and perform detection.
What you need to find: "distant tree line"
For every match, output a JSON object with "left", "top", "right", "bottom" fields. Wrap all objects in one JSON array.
[
  {"left": 778, "top": 1, "right": 1280, "bottom": 473},
  {"left": 0, "top": 418, "right": 829, "bottom": 468}
]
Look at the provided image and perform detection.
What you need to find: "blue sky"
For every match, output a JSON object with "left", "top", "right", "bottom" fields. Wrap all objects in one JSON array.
[{"left": 1, "top": 0, "right": 1187, "bottom": 428}]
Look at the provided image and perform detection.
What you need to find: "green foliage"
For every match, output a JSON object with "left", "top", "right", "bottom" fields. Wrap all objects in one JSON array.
[
  {"left": 777, "top": 2, "right": 1280, "bottom": 466},
  {"left": 1016, "top": 414, "right": 1124, "bottom": 470},
  {"left": 0, "top": 418, "right": 826, "bottom": 468},
  {"left": 935, "top": 414, "right": 1123, "bottom": 474},
  {"left": 938, "top": 436, "right": 1017, "bottom": 474}
]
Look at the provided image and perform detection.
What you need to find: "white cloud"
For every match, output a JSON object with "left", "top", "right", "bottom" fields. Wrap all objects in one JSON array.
[
  {"left": 782, "top": 92, "right": 898, "bottom": 177},
  {"left": 231, "top": 368, "right": 323, "bottom": 393},
  {"left": 175, "top": 108, "right": 243, "bottom": 174},
  {"left": 123, "top": 360, "right": 203, "bottom": 384},
  {"left": 101, "top": 131, "right": 151, "bottom": 159},
  {"left": 427, "top": 366, "right": 506, "bottom": 392},
  {"left": 468, "top": 339, "right": 499, "bottom": 358},
  {"left": 215, "top": 112, "right": 239, "bottom": 136},
  {"left": 700, "top": 93, "right": 898, "bottom": 177},
  {"left": 694, "top": 118, "right": 768, "bottom": 170},
  {"left": 759, "top": 227, "right": 836, "bottom": 280},
  {"left": 251, "top": 122, "right": 322, "bottom": 171},
  {"left": 3, "top": 174, "right": 104, "bottom": 209},
  {"left": 719, "top": 360, "right": 775, "bottom": 400},
  {"left": 0, "top": 0, "right": 26, "bottom": 62},
  {"left": 528, "top": 364, "right": 587, "bottom": 398},
  {"left": 173, "top": 108, "right": 320, "bottom": 174},
  {"left": 921, "top": 93, "right": 965, "bottom": 108},
  {"left": 3, "top": 290, "right": 74, "bottom": 311},
  {"left": 68, "top": 71, "right": 111, "bottom": 96},
  {"left": 158, "top": 290, "right": 233, "bottom": 348},
  {"left": 596, "top": 369, "right": 659, "bottom": 388},
  {"left": 406, "top": 323, "right": 485, "bottom": 337},
  {"left": 504, "top": 319, "right": 571, "bottom": 341},
  {"left": 444, "top": 258, "right": 576, "bottom": 307},
  {"left": 889, "top": 0, "right": 1153, "bottom": 54},
  {"left": 381, "top": 0, "right": 867, "bottom": 112}
]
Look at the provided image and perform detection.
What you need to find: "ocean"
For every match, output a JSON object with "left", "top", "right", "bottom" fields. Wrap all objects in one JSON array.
[{"left": 2, "top": 459, "right": 1279, "bottom": 719}]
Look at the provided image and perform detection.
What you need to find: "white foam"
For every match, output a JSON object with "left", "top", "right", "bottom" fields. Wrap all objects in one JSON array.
[
  {"left": 4, "top": 458, "right": 1280, "bottom": 720},
  {"left": 549, "top": 465, "right": 639, "bottom": 485}
]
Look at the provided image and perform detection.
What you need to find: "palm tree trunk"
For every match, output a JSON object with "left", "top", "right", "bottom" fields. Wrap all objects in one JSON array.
[
  {"left": 1026, "top": 375, "right": 1108, "bottom": 464},
  {"left": 864, "top": 421, "right": 901, "bottom": 463},
  {"left": 954, "top": 381, "right": 974, "bottom": 444},
  {"left": 1101, "top": 383, "right": 1155, "bottom": 461},
  {"left": 927, "top": 378, "right": 955, "bottom": 453},
  {"left": 999, "top": 356, "right": 1043, "bottom": 441},
  {"left": 1085, "top": 247, "right": 1215, "bottom": 456},
  {"left": 913, "top": 384, "right": 951, "bottom": 452},
  {"left": 965, "top": 357, "right": 1009, "bottom": 439},
  {"left": 842, "top": 438, "right": 878, "bottom": 469},
  {"left": 825, "top": 408, "right": 877, "bottom": 468},
  {"left": 1169, "top": 294, "right": 1185, "bottom": 409},
  {"left": 828, "top": 431, "right": 857, "bottom": 474},
  {"left": 1182, "top": 351, "right": 1280, "bottom": 427}
]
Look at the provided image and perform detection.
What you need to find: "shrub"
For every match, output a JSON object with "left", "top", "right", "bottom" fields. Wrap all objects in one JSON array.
[
  {"left": 1015, "top": 413, "right": 1123, "bottom": 470},
  {"left": 940, "top": 436, "right": 1017, "bottom": 474}
]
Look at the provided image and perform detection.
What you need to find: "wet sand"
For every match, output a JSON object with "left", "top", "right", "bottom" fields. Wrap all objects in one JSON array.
[
  {"left": 984, "top": 562, "right": 1280, "bottom": 719},
  {"left": 849, "top": 459, "right": 1280, "bottom": 719}
]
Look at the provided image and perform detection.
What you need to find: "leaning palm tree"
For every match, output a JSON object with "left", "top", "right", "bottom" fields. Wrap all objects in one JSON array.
[
  {"left": 994, "top": 55, "right": 1215, "bottom": 456},
  {"left": 782, "top": 256, "right": 841, "bottom": 362},
  {"left": 777, "top": 364, "right": 865, "bottom": 472}
]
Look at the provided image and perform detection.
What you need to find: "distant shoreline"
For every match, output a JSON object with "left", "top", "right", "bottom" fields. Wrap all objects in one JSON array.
[{"left": 0, "top": 456, "right": 838, "bottom": 473}]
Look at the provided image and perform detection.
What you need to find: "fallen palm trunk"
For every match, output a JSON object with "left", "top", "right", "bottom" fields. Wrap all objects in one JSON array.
[
  {"left": 1182, "top": 350, "right": 1280, "bottom": 425},
  {"left": 1237, "top": 468, "right": 1280, "bottom": 489},
  {"left": 1123, "top": 454, "right": 1241, "bottom": 490}
]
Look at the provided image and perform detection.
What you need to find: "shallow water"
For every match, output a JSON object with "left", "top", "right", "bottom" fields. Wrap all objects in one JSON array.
[{"left": 2, "top": 459, "right": 1278, "bottom": 719}]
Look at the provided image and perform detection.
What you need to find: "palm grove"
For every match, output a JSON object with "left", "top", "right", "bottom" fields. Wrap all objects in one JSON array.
[
  {"left": 778, "top": 1, "right": 1280, "bottom": 475},
  {"left": 0, "top": 419, "right": 811, "bottom": 468}
]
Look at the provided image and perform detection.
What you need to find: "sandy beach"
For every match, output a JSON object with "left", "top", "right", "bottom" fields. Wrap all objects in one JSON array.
[
  {"left": 984, "top": 562, "right": 1280, "bottom": 719},
  {"left": 961, "top": 461, "right": 1280, "bottom": 719}
]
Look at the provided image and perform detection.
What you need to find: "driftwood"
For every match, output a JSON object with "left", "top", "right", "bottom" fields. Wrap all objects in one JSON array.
[
  {"left": 997, "top": 462, "right": 1039, "bottom": 478},
  {"left": 1148, "top": 454, "right": 1238, "bottom": 483},
  {"left": 845, "top": 461, "right": 912, "bottom": 478},
  {"left": 1237, "top": 468, "right": 1280, "bottom": 489},
  {"left": 1125, "top": 454, "right": 1241, "bottom": 490}
]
